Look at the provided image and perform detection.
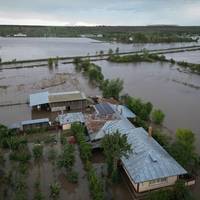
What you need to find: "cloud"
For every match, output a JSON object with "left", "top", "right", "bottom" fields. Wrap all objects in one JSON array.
[{"left": 0, "top": 0, "right": 199, "bottom": 26}]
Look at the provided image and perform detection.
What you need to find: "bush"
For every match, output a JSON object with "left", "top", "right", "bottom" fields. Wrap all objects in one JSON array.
[
  {"left": 87, "top": 167, "right": 104, "bottom": 200},
  {"left": 66, "top": 170, "right": 78, "bottom": 183},
  {"left": 151, "top": 109, "right": 165, "bottom": 124},
  {"left": 48, "top": 58, "right": 53, "bottom": 66},
  {"left": 10, "top": 148, "right": 31, "bottom": 163},
  {"left": 32, "top": 145, "right": 43, "bottom": 160}
]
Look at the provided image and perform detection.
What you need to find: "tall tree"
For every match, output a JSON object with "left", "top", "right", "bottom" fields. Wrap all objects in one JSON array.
[
  {"left": 170, "top": 129, "right": 199, "bottom": 173},
  {"left": 101, "top": 78, "right": 123, "bottom": 100},
  {"left": 101, "top": 131, "right": 132, "bottom": 181}
]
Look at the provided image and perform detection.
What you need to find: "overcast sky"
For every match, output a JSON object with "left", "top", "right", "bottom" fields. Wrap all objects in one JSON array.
[{"left": 0, "top": 0, "right": 200, "bottom": 26}]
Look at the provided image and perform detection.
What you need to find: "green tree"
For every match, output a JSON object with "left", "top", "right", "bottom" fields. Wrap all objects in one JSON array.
[
  {"left": 99, "top": 50, "right": 104, "bottom": 56},
  {"left": 108, "top": 48, "right": 113, "bottom": 55},
  {"left": 48, "top": 58, "right": 53, "bottom": 67},
  {"left": 101, "top": 131, "right": 132, "bottom": 181},
  {"left": 170, "top": 129, "right": 199, "bottom": 172},
  {"left": 152, "top": 129, "right": 170, "bottom": 150},
  {"left": 151, "top": 109, "right": 165, "bottom": 124},
  {"left": 57, "top": 143, "right": 75, "bottom": 172},
  {"left": 172, "top": 180, "right": 194, "bottom": 200},
  {"left": 101, "top": 78, "right": 123, "bottom": 100},
  {"left": 115, "top": 47, "right": 119, "bottom": 54},
  {"left": 87, "top": 166, "right": 104, "bottom": 200}
]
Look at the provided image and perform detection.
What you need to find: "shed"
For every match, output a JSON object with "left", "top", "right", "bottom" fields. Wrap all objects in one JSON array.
[
  {"left": 57, "top": 112, "right": 85, "bottom": 130},
  {"left": 21, "top": 118, "right": 50, "bottom": 131}
]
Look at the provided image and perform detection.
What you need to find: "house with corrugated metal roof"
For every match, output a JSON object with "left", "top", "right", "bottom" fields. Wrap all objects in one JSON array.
[
  {"left": 87, "top": 102, "right": 188, "bottom": 193},
  {"left": 121, "top": 127, "right": 187, "bottom": 193},
  {"left": 57, "top": 112, "right": 85, "bottom": 130},
  {"left": 29, "top": 90, "right": 87, "bottom": 112}
]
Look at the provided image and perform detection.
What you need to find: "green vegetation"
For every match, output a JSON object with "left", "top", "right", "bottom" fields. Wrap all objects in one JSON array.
[
  {"left": 177, "top": 61, "right": 200, "bottom": 74},
  {"left": 50, "top": 182, "right": 60, "bottom": 200},
  {"left": 57, "top": 142, "right": 78, "bottom": 183},
  {"left": 71, "top": 123, "right": 92, "bottom": 162},
  {"left": 34, "top": 180, "right": 44, "bottom": 200},
  {"left": 48, "top": 57, "right": 59, "bottom": 67},
  {"left": 87, "top": 162, "right": 104, "bottom": 200},
  {"left": 74, "top": 59, "right": 104, "bottom": 86},
  {"left": 48, "top": 58, "right": 53, "bottom": 67},
  {"left": 108, "top": 52, "right": 200, "bottom": 74},
  {"left": 71, "top": 123, "right": 104, "bottom": 200},
  {"left": 58, "top": 142, "right": 75, "bottom": 171},
  {"left": 74, "top": 59, "right": 123, "bottom": 99},
  {"left": 170, "top": 129, "right": 200, "bottom": 173},
  {"left": 32, "top": 145, "right": 43, "bottom": 160},
  {"left": 151, "top": 109, "right": 165, "bottom": 125},
  {"left": 105, "top": 32, "right": 198, "bottom": 43},
  {"left": 101, "top": 131, "right": 132, "bottom": 182},
  {"left": 121, "top": 94, "right": 153, "bottom": 128},
  {"left": 101, "top": 78, "right": 123, "bottom": 100},
  {"left": 1, "top": 25, "right": 199, "bottom": 43},
  {"left": 108, "top": 52, "right": 167, "bottom": 63},
  {"left": 152, "top": 129, "right": 171, "bottom": 150},
  {"left": 148, "top": 180, "right": 194, "bottom": 200}
]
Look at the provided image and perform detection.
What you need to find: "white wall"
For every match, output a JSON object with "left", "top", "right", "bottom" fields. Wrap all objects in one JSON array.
[{"left": 139, "top": 176, "right": 177, "bottom": 192}]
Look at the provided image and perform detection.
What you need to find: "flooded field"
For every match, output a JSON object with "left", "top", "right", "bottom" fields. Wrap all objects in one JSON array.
[
  {"left": 0, "top": 37, "right": 199, "bottom": 61},
  {"left": 1, "top": 131, "right": 91, "bottom": 200},
  {"left": 165, "top": 50, "right": 200, "bottom": 64},
  {"left": 0, "top": 63, "right": 100, "bottom": 126},
  {"left": 94, "top": 60, "right": 200, "bottom": 151},
  {"left": 0, "top": 131, "right": 133, "bottom": 200}
]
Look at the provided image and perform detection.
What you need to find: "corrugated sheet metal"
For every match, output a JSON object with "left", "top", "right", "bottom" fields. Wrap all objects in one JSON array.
[
  {"left": 122, "top": 127, "right": 187, "bottom": 183},
  {"left": 109, "top": 104, "right": 136, "bottom": 119},
  {"left": 29, "top": 91, "right": 86, "bottom": 106},
  {"left": 29, "top": 91, "right": 49, "bottom": 107},
  {"left": 21, "top": 118, "right": 49, "bottom": 126},
  {"left": 49, "top": 91, "right": 86, "bottom": 103},
  {"left": 58, "top": 112, "right": 85, "bottom": 125},
  {"left": 94, "top": 118, "right": 135, "bottom": 140}
]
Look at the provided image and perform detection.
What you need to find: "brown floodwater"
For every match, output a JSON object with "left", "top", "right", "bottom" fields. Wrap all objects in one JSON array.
[
  {"left": 0, "top": 46, "right": 200, "bottom": 198},
  {"left": 0, "top": 63, "right": 100, "bottom": 126}
]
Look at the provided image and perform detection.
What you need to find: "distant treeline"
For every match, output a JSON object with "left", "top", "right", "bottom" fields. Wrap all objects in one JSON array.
[
  {"left": 0, "top": 25, "right": 200, "bottom": 40},
  {"left": 108, "top": 52, "right": 200, "bottom": 74}
]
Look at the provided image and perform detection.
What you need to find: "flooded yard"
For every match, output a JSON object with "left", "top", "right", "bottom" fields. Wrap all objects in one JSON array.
[{"left": 1, "top": 131, "right": 91, "bottom": 200}]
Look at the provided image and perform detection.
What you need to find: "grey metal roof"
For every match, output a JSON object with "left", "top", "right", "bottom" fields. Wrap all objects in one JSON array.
[
  {"left": 10, "top": 122, "right": 21, "bottom": 129},
  {"left": 95, "top": 103, "right": 115, "bottom": 115},
  {"left": 49, "top": 91, "right": 86, "bottom": 103},
  {"left": 94, "top": 118, "right": 135, "bottom": 140},
  {"left": 21, "top": 118, "right": 49, "bottom": 126},
  {"left": 29, "top": 91, "right": 49, "bottom": 107},
  {"left": 109, "top": 104, "right": 136, "bottom": 119},
  {"left": 58, "top": 112, "right": 85, "bottom": 125},
  {"left": 29, "top": 91, "right": 86, "bottom": 106},
  {"left": 121, "top": 127, "right": 187, "bottom": 183}
]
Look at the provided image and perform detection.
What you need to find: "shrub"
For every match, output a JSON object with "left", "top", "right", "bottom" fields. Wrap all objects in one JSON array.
[
  {"left": 66, "top": 170, "right": 78, "bottom": 183},
  {"left": 32, "top": 145, "right": 43, "bottom": 160},
  {"left": 151, "top": 109, "right": 165, "bottom": 124}
]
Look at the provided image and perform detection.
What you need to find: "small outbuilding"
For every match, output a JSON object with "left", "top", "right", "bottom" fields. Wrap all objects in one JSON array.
[
  {"left": 21, "top": 118, "right": 50, "bottom": 131},
  {"left": 57, "top": 112, "right": 85, "bottom": 130},
  {"left": 29, "top": 91, "right": 87, "bottom": 112}
]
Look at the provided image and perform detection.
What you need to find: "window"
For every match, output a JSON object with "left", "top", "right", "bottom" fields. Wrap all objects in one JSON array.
[{"left": 149, "top": 178, "right": 167, "bottom": 185}]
